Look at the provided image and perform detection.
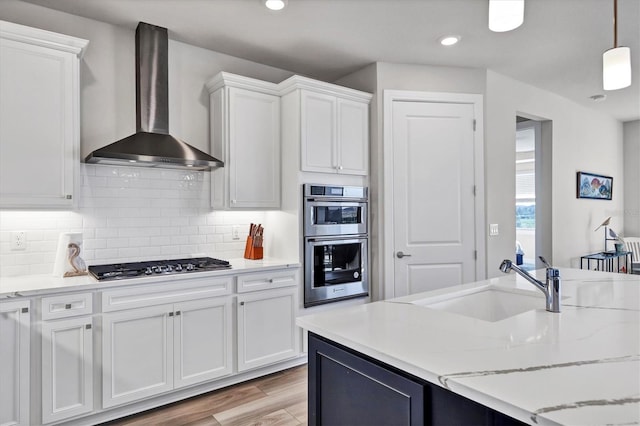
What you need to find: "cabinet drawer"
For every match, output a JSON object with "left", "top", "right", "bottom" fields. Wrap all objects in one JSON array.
[
  {"left": 41, "top": 293, "right": 93, "bottom": 320},
  {"left": 102, "top": 276, "right": 232, "bottom": 312},
  {"left": 237, "top": 269, "right": 299, "bottom": 293}
]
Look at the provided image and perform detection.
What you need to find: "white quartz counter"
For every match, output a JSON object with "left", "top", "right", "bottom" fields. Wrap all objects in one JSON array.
[
  {"left": 0, "top": 257, "right": 300, "bottom": 298},
  {"left": 296, "top": 268, "right": 640, "bottom": 426}
]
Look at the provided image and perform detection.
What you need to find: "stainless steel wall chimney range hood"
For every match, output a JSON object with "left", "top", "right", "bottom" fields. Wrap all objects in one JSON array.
[{"left": 85, "top": 22, "right": 223, "bottom": 171}]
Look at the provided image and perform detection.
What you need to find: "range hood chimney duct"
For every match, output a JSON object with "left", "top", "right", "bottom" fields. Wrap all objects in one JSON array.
[{"left": 85, "top": 22, "right": 223, "bottom": 171}]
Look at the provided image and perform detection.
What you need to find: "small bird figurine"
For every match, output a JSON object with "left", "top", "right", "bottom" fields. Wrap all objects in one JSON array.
[
  {"left": 594, "top": 216, "right": 611, "bottom": 232},
  {"left": 64, "top": 242, "right": 87, "bottom": 277}
]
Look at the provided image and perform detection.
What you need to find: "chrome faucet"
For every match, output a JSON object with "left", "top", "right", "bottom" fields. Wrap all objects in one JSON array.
[{"left": 499, "top": 256, "right": 561, "bottom": 313}]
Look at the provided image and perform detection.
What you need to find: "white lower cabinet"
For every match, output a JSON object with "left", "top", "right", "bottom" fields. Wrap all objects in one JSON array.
[
  {"left": 102, "top": 304, "right": 174, "bottom": 408},
  {"left": 174, "top": 298, "right": 232, "bottom": 388},
  {"left": 102, "top": 297, "right": 232, "bottom": 408},
  {"left": 40, "top": 293, "right": 94, "bottom": 424},
  {"left": 41, "top": 316, "right": 93, "bottom": 424},
  {"left": 0, "top": 300, "right": 30, "bottom": 426},
  {"left": 237, "top": 286, "right": 299, "bottom": 372},
  {"left": 2, "top": 267, "right": 300, "bottom": 424}
]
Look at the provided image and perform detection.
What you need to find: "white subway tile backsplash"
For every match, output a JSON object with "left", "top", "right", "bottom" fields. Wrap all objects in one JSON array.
[
  {"left": 107, "top": 238, "right": 130, "bottom": 249},
  {"left": 118, "top": 248, "right": 140, "bottom": 258},
  {"left": 170, "top": 235, "right": 189, "bottom": 246},
  {"left": 0, "top": 164, "right": 262, "bottom": 277},
  {"left": 207, "top": 234, "right": 223, "bottom": 243}
]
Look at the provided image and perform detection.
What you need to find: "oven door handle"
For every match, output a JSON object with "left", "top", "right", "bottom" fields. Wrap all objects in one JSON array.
[{"left": 306, "top": 236, "right": 367, "bottom": 243}]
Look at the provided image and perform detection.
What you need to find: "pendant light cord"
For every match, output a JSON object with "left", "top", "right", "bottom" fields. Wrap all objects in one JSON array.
[{"left": 613, "top": 0, "right": 618, "bottom": 48}]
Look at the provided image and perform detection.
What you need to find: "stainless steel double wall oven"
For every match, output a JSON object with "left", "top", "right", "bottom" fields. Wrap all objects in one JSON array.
[{"left": 303, "top": 184, "right": 369, "bottom": 307}]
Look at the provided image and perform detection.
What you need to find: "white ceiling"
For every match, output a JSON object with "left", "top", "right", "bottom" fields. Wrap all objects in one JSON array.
[{"left": 21, "top": 0, "right": 640, "bottom": 121}]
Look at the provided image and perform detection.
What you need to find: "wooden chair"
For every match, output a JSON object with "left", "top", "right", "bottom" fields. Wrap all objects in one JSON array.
[{"left": 624, "top": 237, "right": 640, "bottom": 274}]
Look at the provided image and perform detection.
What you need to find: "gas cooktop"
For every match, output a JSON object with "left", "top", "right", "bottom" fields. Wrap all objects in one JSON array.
[{"left": 88, "top": 257, "right": 231, "bottom": 281}]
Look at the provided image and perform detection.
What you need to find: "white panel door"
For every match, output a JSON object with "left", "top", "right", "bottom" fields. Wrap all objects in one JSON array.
[
  {"left": 102, "top": 305, "right": 173, "bottom": 408},
  {"left": 392, "top": 101, "right": 477, "bottom": 296},
  {"left": 237, "top": 287, "right": 299, "bottom": 372},
  {"left": 0, "top": 301, "right": 30, "bottom": 426},
  {"left": 41, "top": 317, "right": 93, "bottom": 423},
  {"left": 300, "top": 91, "right": 337, "bottom": 173},
  {"left": 337, "top": 98, "right": 369, "bottom": 175},
  {"left": 228, "top": 87, "right": 281, "bottom": 208},
  {"left": 173, "top": 298, "right": 232, "bottom": 388}
]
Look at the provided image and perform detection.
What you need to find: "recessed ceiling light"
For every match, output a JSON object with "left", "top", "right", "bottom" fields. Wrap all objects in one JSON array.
[
  {"left": 439, "top": 35, "right": 461, "bottom": 46},
  {"left": 264, "top": 0, "right": 287, "bottom": 11}
]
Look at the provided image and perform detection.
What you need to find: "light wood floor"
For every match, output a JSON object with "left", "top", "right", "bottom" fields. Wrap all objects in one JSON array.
[{"left": 104, "top": 365, "right": 308, "bottom": 426}]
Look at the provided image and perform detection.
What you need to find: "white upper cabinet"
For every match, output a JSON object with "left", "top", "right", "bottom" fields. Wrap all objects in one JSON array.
[
  {"left": 282, "top": 76, "right": 372, "bottom": 176},
  {"left": 300, "top": 91, "right": 336, "bottom": 173},
  {"left": 337, "top": 98, "right": 369, "bottom": 175},
  {"left": 0, "top": 21, "right": 88, "bottom": 209},
  {"left": 207, "top": 72, "right": 281, "bottom": 209}
]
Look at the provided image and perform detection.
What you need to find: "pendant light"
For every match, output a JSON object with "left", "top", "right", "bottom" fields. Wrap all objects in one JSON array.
[
  {"left": 488, "top": 0, "right": 525, "bottom": 32},
  {"left": 603, "top": 0, "right": 631, "bottom": 90}
]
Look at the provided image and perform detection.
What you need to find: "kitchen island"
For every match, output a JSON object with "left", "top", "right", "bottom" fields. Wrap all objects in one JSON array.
[{"left": 296, "top": 268, "right": 640, "bottom": 425}]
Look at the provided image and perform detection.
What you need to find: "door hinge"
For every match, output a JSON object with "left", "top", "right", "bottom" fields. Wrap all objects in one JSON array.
[
  {"left": 473, "top": 119, "right": 476, "bottom": 131},
  {"left": 472, "top": 185, "right": 476, "bottom": 196},
  {"left": 474, "top": 250, "right": 478, "bottom": 260}
]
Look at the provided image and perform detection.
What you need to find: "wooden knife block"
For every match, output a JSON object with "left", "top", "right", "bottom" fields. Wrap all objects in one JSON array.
[{"left": 243, "top": 236, "right": 263, "bottom": 260}]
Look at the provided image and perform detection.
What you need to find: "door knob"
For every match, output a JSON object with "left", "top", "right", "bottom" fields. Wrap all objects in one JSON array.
[{"left": 396, "top": 251, "right": 412, "bottom": 259}]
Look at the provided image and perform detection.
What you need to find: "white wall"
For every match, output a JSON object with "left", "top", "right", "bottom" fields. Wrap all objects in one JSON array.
[
  {"left": 0, "top": 1, "right": 297, "bottom": 276},
  {"left": 624, "top": 120, "right": 640, "bottom": 237},
  {"left": 0, "top": 0, "right": 294, "bottom": 158},
  {"left": 486, "top": 70, "right": 624, "bottom": 273},
  {"left": 339, "top": 63, "right": 625, "bottom": 296}
]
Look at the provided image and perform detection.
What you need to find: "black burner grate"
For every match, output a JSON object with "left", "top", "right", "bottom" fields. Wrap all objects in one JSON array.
[{"left": 88, "top": 257, "right": 231, "bottom": 281}]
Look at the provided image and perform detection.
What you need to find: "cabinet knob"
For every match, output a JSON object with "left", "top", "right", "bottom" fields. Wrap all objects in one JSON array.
[
  {"left": 176, "top": 311, "right": 181, "bottom": 316},
  {"left": 65, "top": 195, "right": 72, "bottom": 199},
  {"left": 169, "top": 312, "right": 174, "bottom": 317},
  {"left": 85, "top": 324, "right": 92, "bottom": 330},
  {"left": 337, "top": 165, "right": 343, "bottom": 170},
  {"left": 21, "top": 307, "right": 28, "bottom": 313},
  {"left": 232, "top": 199, "right": 237, "bottom": 204},
  {"left": 65, "top": 304, "right": 72, "bottom": 309},
  {"left": 240, "top": 301, "right": 245, "bottom": 306}
]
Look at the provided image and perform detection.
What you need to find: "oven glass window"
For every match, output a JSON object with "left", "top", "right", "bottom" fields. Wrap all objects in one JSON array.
[
  {"left": 312, "top": 242, "right": 362, "bottom": 287},
  {"left": 313, "top": 206, "right": 361, "bottom": 226}
]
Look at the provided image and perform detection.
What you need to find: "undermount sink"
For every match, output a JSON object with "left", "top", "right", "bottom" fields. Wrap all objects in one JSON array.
[{"left": 409, "top": 286, "right": 545, "bottom": 322}]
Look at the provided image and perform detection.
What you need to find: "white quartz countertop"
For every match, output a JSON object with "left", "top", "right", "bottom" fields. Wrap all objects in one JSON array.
[
  {"left": 296, "top": 268, "right": 640, "bottom": 426},
  {"left": 0, "top": 257, "right": 299, "bottom": 298}
]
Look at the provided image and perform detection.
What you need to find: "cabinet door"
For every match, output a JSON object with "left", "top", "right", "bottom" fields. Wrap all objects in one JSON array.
[
  {"left": 41, "top": 317, "right": 93, "bottom": 423},
  {"left": 228, "top": 87, "right": 281, "bottom": 208},
  {"left": 301, "top": 91, "right": 337, "bottom": 173},
  {"left": 237, "top": 287, "right": 299, "bottom": 372},
  {"left": 173, "top": 298, "right": 232, "bottom": 388},
  {"left": 337, "top": 98, "right": 369, "bottom": 175},
  {"left": 0, "top": 37, "right": 77, "bottom": 208},
  {"left": 102, "top": 305, "right": 173, "bottom": 408},
  {"left": 0, "top": 301, "right": 30, "bottom": 426},
  {"left": 308, "top": 333, "right": 424, "bottom": 426}
]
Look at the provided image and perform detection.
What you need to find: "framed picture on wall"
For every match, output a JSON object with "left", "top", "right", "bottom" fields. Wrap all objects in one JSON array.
[{"left": 577, "top": 171, "right": 613, "bottom": 200}]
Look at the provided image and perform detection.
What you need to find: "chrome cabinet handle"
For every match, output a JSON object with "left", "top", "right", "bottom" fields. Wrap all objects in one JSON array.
[{"left": 396, "top": 251, "right": 412, "bottom": 259}]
